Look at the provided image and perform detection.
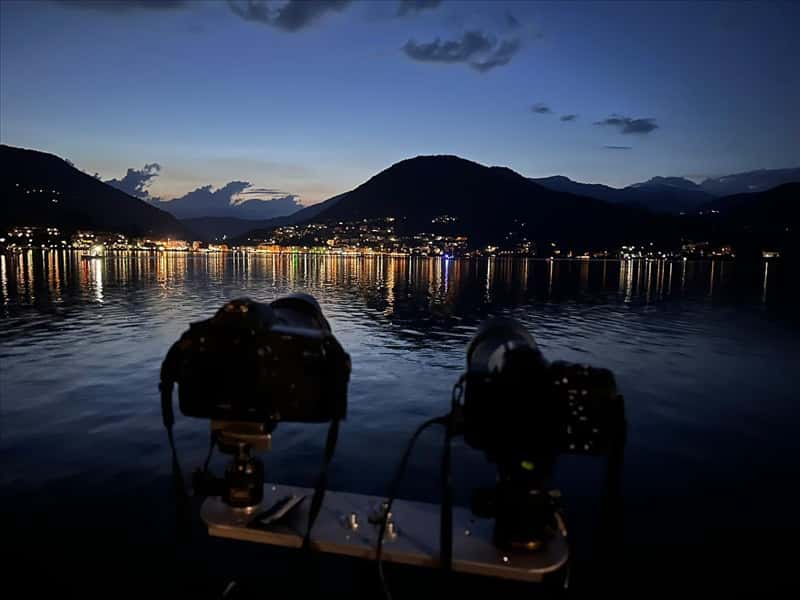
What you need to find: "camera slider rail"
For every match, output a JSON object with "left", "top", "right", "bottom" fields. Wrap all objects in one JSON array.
[{"left": 201, "top": 482, "right": 568, "bottom": 583}]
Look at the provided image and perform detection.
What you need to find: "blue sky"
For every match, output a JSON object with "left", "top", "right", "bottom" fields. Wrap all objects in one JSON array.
[{"left": 1, "top": 0, "right": 798, "bottom": 209}]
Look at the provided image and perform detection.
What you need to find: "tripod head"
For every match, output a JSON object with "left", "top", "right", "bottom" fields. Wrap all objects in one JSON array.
[{"left": 211, "top": 421, "right": 274, "bottom": 509}]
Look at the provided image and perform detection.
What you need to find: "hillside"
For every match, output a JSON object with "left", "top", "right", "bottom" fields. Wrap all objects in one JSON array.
[
  {"left": 705, "top": 182, "right": 798, "bottom": 229},
  {"left": 684, "top": 183, "right": 799, "bottom": 258},
  {"left": 245, "top": 155, "right": 661, "bottom": 249},
  {"left": 0, "top": 145, "right": 187, "bottom": 238}
]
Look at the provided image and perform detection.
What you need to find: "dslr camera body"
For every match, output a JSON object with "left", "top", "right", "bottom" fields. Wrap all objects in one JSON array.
[
  {"left": 173, "top": 294, "right": 349, "bottom": 425},
  {"left": 463, "top": 318, "right": 625, "bottom": 551},
  {"left": 161, "top": 294, "right": 350, "bottom": 508}
]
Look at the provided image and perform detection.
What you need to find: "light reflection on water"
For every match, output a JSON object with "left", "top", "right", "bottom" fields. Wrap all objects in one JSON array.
[
  {"left": 1, "top": 251, "right": 782, "bottom": 312},
  {"left": 0, "top": 251, "right": 797, "bottom": 594}
]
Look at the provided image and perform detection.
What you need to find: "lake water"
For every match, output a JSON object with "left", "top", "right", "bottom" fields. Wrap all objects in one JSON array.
[{"left": 1, "top": 251, "right": 797, "bottom": 596}]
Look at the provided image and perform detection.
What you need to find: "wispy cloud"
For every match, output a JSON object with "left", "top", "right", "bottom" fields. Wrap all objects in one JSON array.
[
  {"left": 531, "top": 103, "right": 551, "bottom": 114},
  {"left": 560, "top": 114, "right": 578, "bottom": 122},
  {"left": 403, "top": 30, "right": 521, "bottom": 73},
  {"left": 595, "top": 114, "right": 658, "bottom": 134},
  {"left": 240, "top": 187, "right": 291, "bottom": 196},
  {"left": 604, "top": 145, "right": 633, "bottom": 150},
  {"left": 470, "top": 38, "right": 520, "bottom": 72},
  {"left": 227, "top": 0, "right": 351, "bottom": 32}
]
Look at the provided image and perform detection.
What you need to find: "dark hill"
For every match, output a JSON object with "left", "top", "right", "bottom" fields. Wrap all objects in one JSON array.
[
  {"left": 706, "top": 182, "right": 798, "bottom": 228},
  {"left": 623, "top": 181, "right": 713, "bottom": 213},
  {"left": 304, "top": 155, "right": 656, "bottom": 248},
  {"left": 694, "top": 183, "right": 799, "bottom": 258},
  {"left": 0, "top": 145, "right": 188, "bottom": 238}
]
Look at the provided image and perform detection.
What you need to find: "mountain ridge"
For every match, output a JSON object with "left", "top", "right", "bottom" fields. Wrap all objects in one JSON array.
[
  {"left": 2, "top": 145, "right": 796, "bottom": 254},
  {"left": 532, "top": 167, "right": 800, "bottom": 214},
  {"left": 242, "top": 154, "right": 658, "bottom": 249},
  {"left": 0, "top": 144, "right": 188, "bottom": 238}
]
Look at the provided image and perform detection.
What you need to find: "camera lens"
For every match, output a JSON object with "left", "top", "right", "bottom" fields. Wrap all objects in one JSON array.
[{"left": 467, "top": 317, "right": 545, "bottom": 375}]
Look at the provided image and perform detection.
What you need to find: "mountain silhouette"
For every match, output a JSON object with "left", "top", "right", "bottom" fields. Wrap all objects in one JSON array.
[
  {"left": 0, "top": 145, "right": 187, "bottom": 238},
  {"left": 3, "top": 145, "right": 794, "bottom": 255},
  {"left": 244, "top": 155, "right": 657, "bottom": 248},
  {"left": 699, "top": 168, "right": 800, "bottom": 196},
  {"left": 632, "top": 176, "right": 700, "bottom": 190},
  {"left": 698, "top": 183, "right": 799, "bottom": 258},
  {"left": 527, "top": 175, "right": 624, "bottom": 204},
  {"left": 532, "top": 167, "right": 799, "bottom": 214},
  {"left": 531, "top": 175, "right": 714, "bottom": 214},
  {"left": 706, "top": 182, "right": 798, "bottom": 229}
]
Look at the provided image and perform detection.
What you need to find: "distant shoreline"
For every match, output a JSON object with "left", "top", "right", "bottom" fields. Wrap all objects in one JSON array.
[{"left": 0, "top": 248, "right": 772, "bottom": 262}]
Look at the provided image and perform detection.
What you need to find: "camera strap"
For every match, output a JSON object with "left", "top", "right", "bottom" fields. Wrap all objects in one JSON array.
[
  {"left": 301, "top": 417, "right": 340, "bottom": 551},
  {"left": 159, "top": 342, "right": 192, "bottom": 536}
]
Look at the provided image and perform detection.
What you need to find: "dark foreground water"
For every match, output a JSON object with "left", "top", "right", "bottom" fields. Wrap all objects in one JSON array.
[{"left": 1, "top": 251, "right": 798, "bottom": 597}]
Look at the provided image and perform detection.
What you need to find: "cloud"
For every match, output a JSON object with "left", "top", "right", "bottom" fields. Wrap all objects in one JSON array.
[
  {"left": 397, "top": 0, "right": 441, "bottom": 16},
  {"left": 531, "top": 103, "right": 551, "bottom": 114},
  {"left": 604, "top": 145, "right": 633, "bottom": 150},
  {"left": 403, "top": 31, "right": 521, "bottom": 73},
  {"left": 240, "top": 187, "right": 291, "bottom": 195},
  {"left": 404, "top": 31, "right": 492, "bottom": 62},
  {"left": 59, "top": 0, "right": 188, "bottom": 12},
  {"left": 227, "top": 0, "right": 351, "bottom": 32},
  {"left": 106, "top": 162, "right": 301, "bottom": 219},
  {"left": 153, "top": 181, "right": 302, "bottom": 219},
  {"left": 560, "top": 114, "right": 578, "bottom": 122},
  {"left": 595, "top": 114, "right": 658, "bottom": 134},
  {"left": 105, "top": 163, "right": 161, "bottom": 198},
  {"left": 470, "top": 38, "right": 520, "bottom": 72}
]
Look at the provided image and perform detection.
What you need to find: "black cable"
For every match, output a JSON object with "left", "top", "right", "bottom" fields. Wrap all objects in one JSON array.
[
  {"left": 160, "top": 342, "right": 191, "bottom": 536},
  {"left": 302, "top": 417, "right": 340, "bottom": 551},
  {"left": 439, "top": 376, "right": 465, "bottom": 576},
  {"left": 162, "top": 385, "right": 191, "bottom": 537},
  {"left": 377, "top": 414, "right": 448, "bottom": 600}
]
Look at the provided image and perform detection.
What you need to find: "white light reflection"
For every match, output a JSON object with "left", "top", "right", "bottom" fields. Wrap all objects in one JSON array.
[
  {"left": 485, "top": 257, "right": 494, "bottom": 302},
  {"left": 0, "top": 254, "right": 8, "bottom": 305},
  {"left": 91, "top": 259, "right": 104, "bottom": 303},
  {"left": 625, "top": 259, "right": 634, "bottom": 303}
]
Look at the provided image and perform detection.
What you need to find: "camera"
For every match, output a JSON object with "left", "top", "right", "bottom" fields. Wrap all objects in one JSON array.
[
  {"left": 160, "top": 294, "right": 350, "bottom": 508},
  {"left": 462, "top": 317, "right": 625, "bottom": 551},
  {"left": 173, "top": 294, "right": 349, "bottom": 424}
]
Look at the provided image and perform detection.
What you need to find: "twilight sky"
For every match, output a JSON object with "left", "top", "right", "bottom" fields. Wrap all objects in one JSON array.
[{"left": 1, "top": 0, "right": 798, "bottom": 210}]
